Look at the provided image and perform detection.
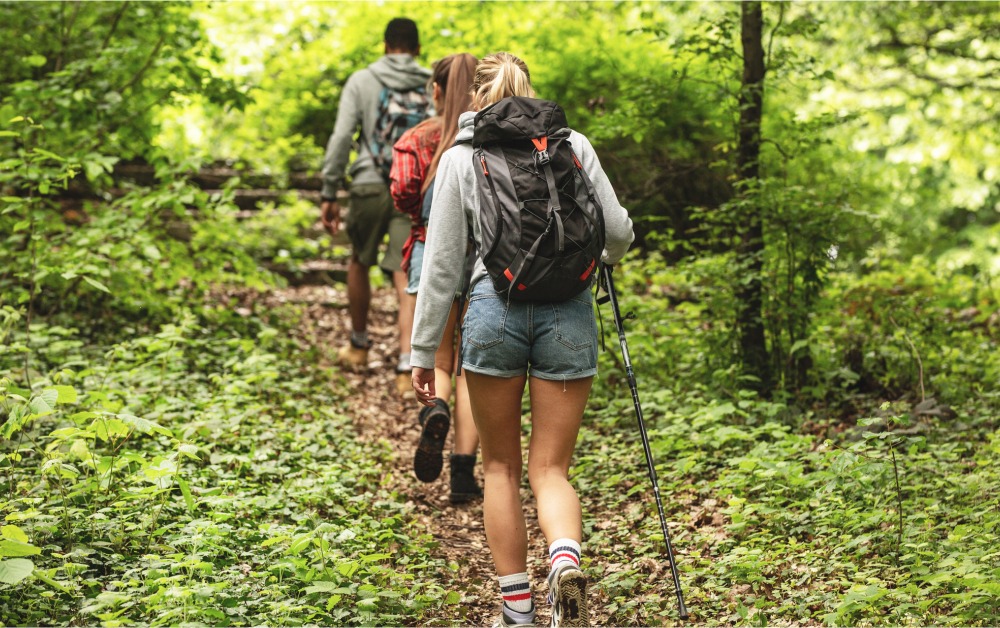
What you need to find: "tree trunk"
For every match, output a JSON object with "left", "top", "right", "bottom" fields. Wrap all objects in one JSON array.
[{"left": 736, "top": 1, "right": 772, "bottom": 393}]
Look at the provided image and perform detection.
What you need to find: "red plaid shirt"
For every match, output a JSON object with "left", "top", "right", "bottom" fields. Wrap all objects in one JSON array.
[{"left": 391, "top": 118, "right": 442, "bottom": 271}]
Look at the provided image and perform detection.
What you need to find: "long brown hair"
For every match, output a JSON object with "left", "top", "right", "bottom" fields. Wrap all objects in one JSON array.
[
  {"left": 422, "top": 53, "right": 478, "bottom": 194},
  {"left": 471, "top": 52, "right": 534, "bottom": 112}
]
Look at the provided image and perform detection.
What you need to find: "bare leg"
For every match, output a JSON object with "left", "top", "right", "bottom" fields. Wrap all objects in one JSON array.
[
  {"left": 347, "top": 256, "right": 370, "bottom": 335},
  {"left": 452, "top": 299, "right": 478, "bottom": 455},
  {"left": 437, "top": 301, "right": 478, "bottom": 455},
  {"left": 452, "top": 372, "right": 478, "bottom": 455},
  {"left": 466, "top": 371, "right": 528, "bottom": 576},
  {"left": 395, "top": 270, "right": 414, "bottom": 356},
  {"left": 526, "top": 376, "right": 592, "bottom": 544}
]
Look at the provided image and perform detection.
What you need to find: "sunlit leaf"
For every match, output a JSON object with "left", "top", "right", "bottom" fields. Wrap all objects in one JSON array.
[
  {"left": 82, "top": 276, "right": 111, "bottom": 294},
  {"left": 0, "top": 559, "right": 34, "bottom": 585}
]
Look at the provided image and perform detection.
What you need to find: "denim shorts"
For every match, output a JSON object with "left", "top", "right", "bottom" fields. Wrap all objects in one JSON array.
[
  {"left": 406, "top": 240, "right": 425, "bottom": 295},
  {"left": 460, "top": 280, "right": 598, "bottom": 381}
]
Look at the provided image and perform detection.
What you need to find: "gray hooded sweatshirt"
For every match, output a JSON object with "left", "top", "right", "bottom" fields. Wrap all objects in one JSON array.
[
  {"left": 320, "top": 54, "right": 432, "bottom": 198},
  {"left": 410, "top": 110, "right": 635, "bottom": 370}
]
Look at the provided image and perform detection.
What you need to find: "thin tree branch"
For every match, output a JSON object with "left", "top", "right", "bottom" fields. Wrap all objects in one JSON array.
[
  {"left": 889, "top": 443, "right": 904, "bottom": 563},
  {"left": 55, "top": 1, "right": 83, "bottom": 73},
  {"left": 909, "top": 69, "right": 1000, "bottom": 92},
  {"left": 118, "top": 35, "right": 165, "bottom": 95},
  {"left": 760, "top": 138, "right": 791, "bottom": 161},
  {"left": 890, "top": 315, "right": 925, "bottom": 403},
  {"left": 69, "top": 2, "right": 130, "bottom": 91},
  {"left": 765, "top": 1, "right": 786, "bottom": 70},
  {"left": 100, "top": 2, "right": 129, "bottom": 54}
]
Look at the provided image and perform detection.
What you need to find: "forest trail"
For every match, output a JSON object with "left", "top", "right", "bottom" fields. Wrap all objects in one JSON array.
[{"left": 274, "top": 281, "right": 627, "bottom": 627}]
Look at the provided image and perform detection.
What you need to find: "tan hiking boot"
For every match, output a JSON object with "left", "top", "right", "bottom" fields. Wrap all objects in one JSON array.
[
  {"left": 395, "top": 371, "right": 412, "bottom": 398},
  {"left": 335, "top": 343, "right": 369, "bottom": 369}
]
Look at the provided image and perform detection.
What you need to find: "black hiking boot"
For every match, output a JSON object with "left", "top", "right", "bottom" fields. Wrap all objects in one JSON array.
[
  {"left": 414, "top": 398, "right": 450, "bottom": 483},
  {"left": 449, "top": 453, "right": 483, "bottom": 504}
]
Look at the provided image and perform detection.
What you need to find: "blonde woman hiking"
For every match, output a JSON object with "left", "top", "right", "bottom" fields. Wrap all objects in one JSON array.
[{"left": 410, "top": 52, "right": 634, "bottom": 627}]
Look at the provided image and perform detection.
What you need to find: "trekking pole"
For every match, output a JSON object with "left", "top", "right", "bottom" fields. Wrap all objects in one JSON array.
[{"left": 598, "top": 264, "right": 690, "bottom": 620}]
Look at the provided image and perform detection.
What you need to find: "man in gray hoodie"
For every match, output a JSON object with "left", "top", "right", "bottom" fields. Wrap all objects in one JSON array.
[{"left": 320, "top": 18, "right": 431, "bottom": 386}]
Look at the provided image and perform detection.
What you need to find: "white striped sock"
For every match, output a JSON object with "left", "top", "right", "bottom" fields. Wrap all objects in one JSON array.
[
  {"left": 548, "top": 538, "right": 581, "bottom": 571},
  {"left": 498, "top": 572, "right": 534, "bottom": 614}
]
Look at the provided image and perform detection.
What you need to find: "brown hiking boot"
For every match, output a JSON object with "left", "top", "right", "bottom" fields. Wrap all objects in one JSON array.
[
  {"left": 395, "top": 371, "right": 412, "bottom": 398},
  {"left": 335, "top": 343, "right": 369, "bottom": 369}
]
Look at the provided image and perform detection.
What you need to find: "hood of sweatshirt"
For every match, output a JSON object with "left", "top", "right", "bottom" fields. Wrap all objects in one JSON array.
[
  {"left": 455, "top": 110, "right": 477, "bottom": 144},
  {"left": 368, "top": 54, "right": 432, "bottom": 91}
]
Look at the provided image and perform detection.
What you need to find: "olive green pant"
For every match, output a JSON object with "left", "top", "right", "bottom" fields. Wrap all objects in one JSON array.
[{"left": 346, "top": 182, "right": 411, "bottom": 273}]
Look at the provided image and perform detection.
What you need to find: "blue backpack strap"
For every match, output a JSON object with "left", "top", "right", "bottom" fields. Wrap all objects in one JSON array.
[
  {"left": 420, "top": 177, "right": 435, "bottom": 225},
  {"left": 364, "top": 69, "right": 388, "bottom": 147}
]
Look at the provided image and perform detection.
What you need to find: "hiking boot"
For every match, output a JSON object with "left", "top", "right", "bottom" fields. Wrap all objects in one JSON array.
[
  {"left": 414, "top": 399, "right": 450, "bottom": 482},
  {"left": 335, "top": 338, "right": 370, "bottom": 369},
  {"left": 449, "top": 453, "right": 483, "bottom": 504},
  {"left": 395, "top": 370, "right": 412, "bottom": 399},
  {"left": 492, "top": 605, "right": 535, "bottom": 627},
  {"left": 547, "top": 565, "right": 588, "bottom": 627}
]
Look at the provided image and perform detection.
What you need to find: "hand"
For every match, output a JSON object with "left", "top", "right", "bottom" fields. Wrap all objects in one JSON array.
[
  {"left": 321, "top": 200, "right": 341, "bottom": 236},
  {"left": 412, "top": 366, "right": 436, "bottom": 406}
]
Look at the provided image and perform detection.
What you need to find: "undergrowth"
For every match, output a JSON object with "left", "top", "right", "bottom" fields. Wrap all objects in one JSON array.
[
  {"left": 577, "top": 253, "right": 1000, "bottom": 626},
  {"left": 0, "top": 306, "right": 451, "bottom": 626}
]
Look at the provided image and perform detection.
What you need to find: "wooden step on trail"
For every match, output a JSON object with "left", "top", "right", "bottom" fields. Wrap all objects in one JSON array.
[
  {"left": 203, "top": 188, "right": 322, "bottom": 211},
  {"left": 266, "top": 260, "right": 348, "bottom": 286},
  {"left": 53, "top": 162, "right": 330, "bottom": 213},
  {"left": 110, "top": 162, "right": 322, "bottom": 191},
  {"left": 51, "top": 161, "right": 357, "bottom": 288}
]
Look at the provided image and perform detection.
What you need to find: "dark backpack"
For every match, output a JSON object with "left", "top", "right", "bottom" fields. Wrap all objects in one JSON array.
[
  {"left": 471, "top": 97, "right": 605, "bottom": 302},
  {"left": 368, "top": 73, "right": 432, "bottom": 181}
]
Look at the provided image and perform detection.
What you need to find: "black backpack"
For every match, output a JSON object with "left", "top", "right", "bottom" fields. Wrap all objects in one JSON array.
[
  {"left": 368, "top": 73, "right": 432, "bottom": 181},
  {"left": 471, "top": 97, "right": 606, "bottom": 302}
]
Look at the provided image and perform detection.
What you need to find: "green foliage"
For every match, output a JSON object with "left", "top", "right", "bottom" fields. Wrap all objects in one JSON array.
[
  {"left": 583, "top": 319, "right": 999, "bottom": 625},
  {"left": 0, "top": 117, "right": 274, "bottom": 327},
  {"left": 0, "top": 308, "right": 451, "bottom": 625},
  {"left": 0, "top": 1, "right": 249, "bottom": 162},
  {"left": 205, "top": 197, "right": 345, "bottom": 273},
  {"left": 786, "top": 1, "right": 1000, "bottom": 259},
  {"left": 809, "top": 254, "right": 1000, "bottom": 405},
  {"left": 0, "top": 2, "right": 268, "bottom": 329},
  {"left": 186, "top": 0, "right": 739, "bottom": 234},
  {"left": 584, "top": 247, "right": 997, "bottom": 624},
  {"left": 1, "top": 2, "right": 998, "bottom": 625}
]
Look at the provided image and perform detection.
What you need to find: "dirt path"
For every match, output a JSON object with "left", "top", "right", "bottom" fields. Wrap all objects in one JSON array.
[{"left": 273, "top": 282, "right": 628, "bottom": 627}]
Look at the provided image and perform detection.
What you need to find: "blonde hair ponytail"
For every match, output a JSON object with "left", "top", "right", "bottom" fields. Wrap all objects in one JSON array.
[{"left": 472, "top": 52, "right": 535, "bottom": 111}]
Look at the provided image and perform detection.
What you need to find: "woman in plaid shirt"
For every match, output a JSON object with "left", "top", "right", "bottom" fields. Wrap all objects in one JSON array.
[{"left": 390, "top": 53, "right": 480, "bottom": 504}]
